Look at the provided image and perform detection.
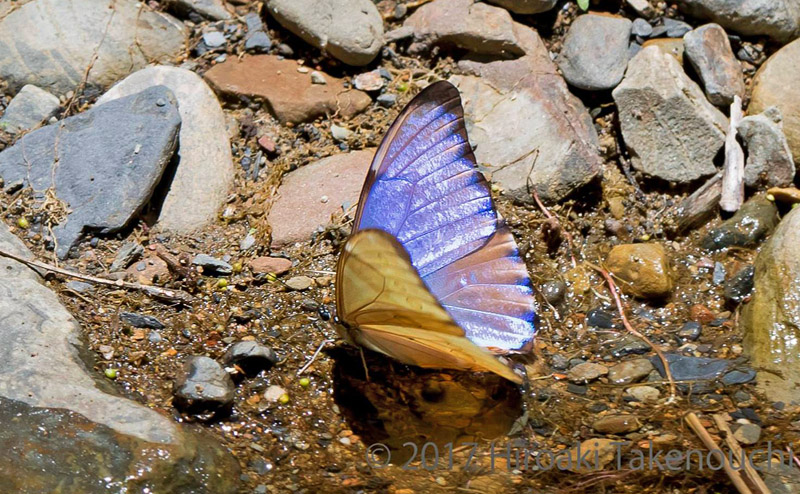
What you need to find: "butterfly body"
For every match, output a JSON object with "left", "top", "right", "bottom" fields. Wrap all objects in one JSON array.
[{"left": 335, "top": 81, "right": 537, "bottom": 384}]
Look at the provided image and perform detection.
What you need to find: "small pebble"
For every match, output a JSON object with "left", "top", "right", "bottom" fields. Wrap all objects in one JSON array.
[
  {"left": 678, "top": 321, "right": 702, "bottom": 341},
  {"left": 202, "top": 31, "right": 226, "bottom": 48},
  {"left": 310, "top": 71, "right": 327, "bottom": 84},
  {"left": 376, "top": 93, "right": 397, "bottom": 108},
  {"left": 631, "top": 18, "right": 653, "bottom": 38}
]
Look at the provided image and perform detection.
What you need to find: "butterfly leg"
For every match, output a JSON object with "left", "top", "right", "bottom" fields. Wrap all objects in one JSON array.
[{"left": 359, "top": 346, "right": 371, "bottom": 382}]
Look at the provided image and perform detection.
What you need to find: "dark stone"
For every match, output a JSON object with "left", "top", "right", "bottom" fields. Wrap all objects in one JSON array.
[
  {"left": 110, "top": 242, "right": 144, "bottom": 272},
  {"left": 567, "top": 383, "right": 588, "bottom": 395},
  {"left": 174, "top": 356, "right": 235, "bottom": 417},
  {"left": 650, "top": 353, "right": 756, "bottom": 387},
  {"left": 120, "top": 312, "right": 165, "bottom": 329},
  {"left": 0, "top": 86, "right": 181, "bottom": 258},
  {"left": 245, "top": 31, "right": 272, "bottom": 52},
  {"left": 192, "top": 254, "right": 233, "bottom": 275},
  {"left": 611, "top": 335, "right": 651, "bottom": 357},
  {"left": 701, "top": 196, "right": 779, "bottom": 250},
  {"left": 541, "top": 280, "right": 566, "bottom": 305},
  {"left": 587, "top": 307, "right": 615, "bottom": 328},
  {"left": 376, "top": 93, "right": 397, "bottom": 108},
  {"left": 713, "top": 261, "right": 726, "bottom": 285},
  {"left": 550, "top": 353, "right": 569, "bottom": 370},
  {"left": 724, "top": 265, "right": 755, "bottom": 304},
  {"left": 678, "top": 321, "right": 702, "bottom": 341},
  {"left": 222, "top": 341, "right": 279, "bottom": 377},
  {"left": 0, "top": 397, "right": 240, "bottom": 493},
  {"left": 664, "top": 18, "right": 692, "bottom": 37}
]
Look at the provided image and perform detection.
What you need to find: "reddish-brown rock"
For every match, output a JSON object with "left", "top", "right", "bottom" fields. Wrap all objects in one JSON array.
[
  {"left": 268, "top": 149, "right": 374, "bottom": 248},
  {"left": 204, "top": 56, "right": 371, "bottom": 123},
  {"left": 249, "top": 256, "right": 292, "bottom": 275}
]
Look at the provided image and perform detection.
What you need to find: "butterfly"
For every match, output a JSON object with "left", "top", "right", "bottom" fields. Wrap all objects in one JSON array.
[{"left": 335, "top": 81, "right": 536, "bottom": 384}]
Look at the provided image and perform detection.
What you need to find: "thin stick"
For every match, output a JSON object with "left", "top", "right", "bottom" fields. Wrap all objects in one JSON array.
[
  {"left": 587, "top": 262, "right": 677, "bottom": 402},
  {"left": 686, "top": 412, "right": 753, "bottom": 494},
  {"left": 531, "top": 188, "right": 577, "bottom": 268},
  {"left": 713, "top": 414, "right": 772, "bottom": 494},
  {"left": 720, "top": 95, "right": 745, "bottom": 213},
  {"left": 0, "top": 248, "right": 193, "bottom": 304},
  {"left": 296, "top": 339, "right": 333, "bottom": 375}
]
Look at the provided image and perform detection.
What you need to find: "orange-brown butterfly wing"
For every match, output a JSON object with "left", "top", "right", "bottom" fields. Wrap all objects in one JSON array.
[{"left": 335, "top": 229, "right": 521, "bottom": 384}]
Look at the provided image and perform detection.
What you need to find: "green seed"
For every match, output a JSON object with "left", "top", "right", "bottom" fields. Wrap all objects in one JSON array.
[
  {"left": 104, "top": 368, "right": 118, "bottom": 379},
  {"left": 232, "top": 261, "right": 243, "bottom": 274},
  {"left": 265, "top": 272, "right": 278, "bottom": 283},
  {"left": 793, "top": 203, "right": 799, "bottom": 209},
  {"left": 299, "top": 377, "right": 311, "bottom": 388},
  {"left": 216, "top": 279, "right": 228, "bottom": 288},
  {"left": 766, "top": 193, "right": 775, "bottom": 202},
  {"left": 639, "top": 234, "right": 651, "bottom": 241},
  {"left": 278, "top": 393, "right": 290, "bottom": 404},
  {"left": 16, "top": 218, "right": 29, "bottom": 229},
  {"left": 397, "top": 82, "right": 408, "bottom": 92}
]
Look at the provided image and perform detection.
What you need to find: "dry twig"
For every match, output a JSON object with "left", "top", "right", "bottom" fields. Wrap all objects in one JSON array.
[
  {"left": 0, "top": 248, "right": 193, "bottom": 304},
  {"left": 587, "top": 262, "right": 677, "bottom": 402},
  {"left": 713, "top": 413, "right": 771, "bottom": 494},
  {"left": 685, "top": 412, "right": 754, "bottom": 494},
  {"left": 721, "top": 95, "right": 745, "bottom": 213}
]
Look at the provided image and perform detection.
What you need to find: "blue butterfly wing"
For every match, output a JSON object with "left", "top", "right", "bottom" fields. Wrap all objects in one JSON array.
[{"left": 353, "top": 81, "right": 536, "bottom": 352}]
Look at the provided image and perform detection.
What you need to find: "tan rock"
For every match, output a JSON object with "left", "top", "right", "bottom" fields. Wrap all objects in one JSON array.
[
  {"left": 592, "top": 414, "right": 642, "bottom": 434},
  {"left": 205, "top": 56, "right": 371, "bottom": 124},
  {"left": 750, "top": 38, "right": 800, "bottom": 161},
  {"left": 605, "top": 243, "right": 672, "bottom": 298},
  {"left": 641, "top": 38, "right": 684, "bottom": 63},
  {"left": 249, "top": 256, "right": 292, "bottom": 275},
  {"left": 268, "top": 149, "right": 374, "bottom": 248}
]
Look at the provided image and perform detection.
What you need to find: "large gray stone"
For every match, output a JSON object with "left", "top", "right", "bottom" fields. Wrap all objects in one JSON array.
[
  {"left": 166, "top": 0, "right": 231, "bottom": 20},
  {"left": 0, "top": 0, "right": 187, "bottom": 96},
  {"left": 265, "top": 0, "right": 383, "bottom": 66},
  {"left": 450, "top": 23, "right": 602, "bottom": 203},
  {"left": 0, "top": 85, "right": 60, "bottom": 134},
  {"left": 0, "top": 86, "right": 181, "bottom": 258},
  {"left": 678, "top": 0, "right": 800, "bottom": 43},
  {"left": 404, "top": 0, "right": 525, "bottom": 57},
  {"left": 0, "top": 223, "right": 239, "bottom": 492},
  {"left": 738, "top": 107, "right": 796, "bottom": 189},
  {"left": 612, "top": 45, "right": 728, "bottom": 183},
  {"left": 743, "top": 207, "right": 800, "bottom": 403},
  {"left": 97, "top": 66, "right": 235, "bottom": 234},
  {"left": 556, "top": 13, "right": 632, "bottom": 91},
  {"left": 484, "top": 0, "right": 557, "bottom": 14},
  {"left": 683, "top": 23, "right": 745, "bottom": 106}
]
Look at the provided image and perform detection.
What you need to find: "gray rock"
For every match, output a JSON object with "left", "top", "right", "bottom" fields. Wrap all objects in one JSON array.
[
  {"left": 678, "top": 321, "right": 702, "bottom": 341},
  {"left": 385, "top": 26, "right": 415, "bottom": 43},
  {"left": 738, "top": 107, "right": 796, "bottom": 188},
  {"left": 607, "top": 359, "right": 654, "bottom": 385},
  {"left": 625, "top": 385, "right": 660, "bottom": 402},
  {"left": 265, "top": 0, "right": 383, "bottom": 66},
  {"left": 0, "top": 224, "right": 239, "bottom": 492},
  {"left": 310, "top": 71, "right": 327, "bottom": 84},
  {"left": 567, "top": 362, "right": 609, "bottom": 384},
  {"left": 664, "top": 18, "right": 692, "bottom": 37},
  {"left": 684, "top": 24, "right": 745, "bottom": 106},
  {"left": 65, "top": 280, "right": 93, "bottom": 293},
  {"left": 239, "top": 232, "right": 256, "bottom": 250},
  {"left": 245, "top": 31, "right": 272, "bottom": 52},
  {"left": 632, "top": 18, "right": 653, "bottom": 37},
  {"left": 613, "top": 46, "right": 728, "bottom": 183},
  {"left": 97, "top": 66, "right": 235, "bottom": 234},
  {"left": 743, "top": 207, "right": 800, "bottom": 403},
  {"left": 330, "top": 124, "right": 352, "bottom": 142},
  {"left": 0, "top": 85, "right": 60, "bottom": 134},
  {"left": 0, "top": 0, "right": 186, "bottom": 96},
  {"left": 557, "top": 14, "right": 632, "bottom": 91},
  {"left": 353, "top": 70, "right": 385, "bottom": 91},
  {"left": 451, "top": 23, "right": 602, "bottom": 203},
  {"left": 110, "top": 242, "right": 144, "bottom": 272},
  {"left": 203, "top": 31, "right": 226, "bottom": 48},
  {"left": 626, "top": 0, "right": 655, "bottom": 19},
  {"left": 0, "top": 86, "right": 181, "bottom": 258},
  {"left": 174, "top": 356, "right": 235, "bottom": 416},
  {"left": 376, "top": 93, "right": 397, "bottom": 108},
  {"left": 484, "top": 0, "right": 556, "bottom": 14},
  {"left": 404, "top": 0, "right": 525, "bottom": 57},
  {"left": 611, "top": 335, "right": 651, "bottom": 357},
  {"left": 192, "top": 254, "right": 233, "bottom": 275},
  {"left": 677, "top": 0, "right": 800, "bottom": 43},
  {"left": 167, "top": 0, "right": 230, "bottom": 20},
  {"left": 649, "top": 353, "right": 755, "bottom": 387},
  {"left": 245, "top": 12, "right": 264, "bottom": 32},
  {"left": 222, "top": 341, "right": 279, "bottom": 377},
  {"left": 701, "top": 196, "right": 778, "bottom": 250},
  {"left": 119, "top": 312, "right": 165, "bottom": 329},
  {"left": 733, "top": 423, "right": 761, "bottom": 445}
]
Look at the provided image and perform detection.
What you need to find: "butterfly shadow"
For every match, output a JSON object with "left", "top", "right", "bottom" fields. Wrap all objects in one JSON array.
[{"left": 329, "top": 346, "right": 523, "bottom": 463}]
